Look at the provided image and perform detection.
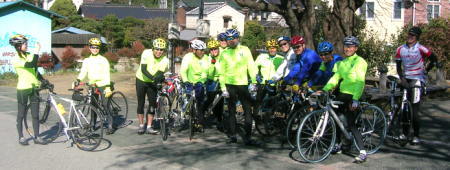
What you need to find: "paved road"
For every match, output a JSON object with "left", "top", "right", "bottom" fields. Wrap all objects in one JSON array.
[{"left": 0, "top": 86, "right": 449, "bottom": 170}]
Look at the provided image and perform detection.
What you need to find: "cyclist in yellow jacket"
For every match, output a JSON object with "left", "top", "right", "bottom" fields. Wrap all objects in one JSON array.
[
  {"left": 205, "top": 39, "right": 225, "bottom": 131},
  {"left": 135, "top": 38, "right": 170, "bottom": 134},
  {"left": 76, "top": 37, "right": 114, "bottom": 134},
  {"left": 180, "top": 39, "right": 209, "bottom": 129},
  {"left": 10, "top": 34, "right": 47, "bottom": 145}
]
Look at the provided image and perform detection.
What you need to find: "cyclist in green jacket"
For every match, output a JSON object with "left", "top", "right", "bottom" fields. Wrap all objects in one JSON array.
[
  {"left": 205, "top": 40, "right": 225, "bottom": 131},
  {"left": 254, "top": 39, "right": 284, "bottom": 115},
  {"left": 321, "top": 36, "right": 368, "bottom": 163},
  {"left": 135, "top": 38, "right": 169, "bottom": 134},
  {"left": 180, "top": 39, "right": 209, "bottom": 129},
  {"left": 10, "top": 34, "right": 47, "bottom": 145},
  {"left": 76, "top": 37, "right": 114, "bottom": 134},
  {"left": 218, "top": 29, "right": 260, "bottom": 146}
]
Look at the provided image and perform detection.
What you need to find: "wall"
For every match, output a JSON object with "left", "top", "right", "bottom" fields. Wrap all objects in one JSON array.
[
  {"left": 0, "top": 6, "right": 51, "bottom": 74},
  {"left": 363, "top": 0, "right": 405, "bottom": 42},
  {"left": 404, "top": 0, "right": 450, "bottom": 25}
]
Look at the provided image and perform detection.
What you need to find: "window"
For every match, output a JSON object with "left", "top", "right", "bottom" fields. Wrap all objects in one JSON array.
[
  {"left": 393, "top": 1, "right": 402, "bottom": 19},
  {"left": 223, "top": 16, "right": 232, "bottom": 28},
  {"left": 360, "top": 2, "right": 375, "bottom": 19},
  {"left": 427, "top": 5, "right": 440, "bottom": 21}
]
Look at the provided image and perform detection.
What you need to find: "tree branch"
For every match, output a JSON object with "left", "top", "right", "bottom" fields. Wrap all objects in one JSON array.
[{"left": 233, "top": 0, "right": 285, "bottom": 15}]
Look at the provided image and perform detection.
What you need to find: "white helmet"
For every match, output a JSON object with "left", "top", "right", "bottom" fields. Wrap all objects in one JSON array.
[{"left": 190, "top": 39, "right": 206, "bottom": 50}]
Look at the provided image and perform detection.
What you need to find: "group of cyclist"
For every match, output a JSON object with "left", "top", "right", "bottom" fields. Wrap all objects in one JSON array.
[{"left": 9, "top": 25, "right": 438, "bottom": 163}]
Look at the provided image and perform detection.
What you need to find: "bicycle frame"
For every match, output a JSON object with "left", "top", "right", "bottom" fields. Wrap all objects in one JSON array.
[{"left": 314, "top": 94, "right": 352, "bottom": 140}]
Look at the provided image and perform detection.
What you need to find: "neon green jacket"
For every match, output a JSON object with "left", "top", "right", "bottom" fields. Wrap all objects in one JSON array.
[
  {"left": 180, "top": 52, "right": 210, "bottom": 83},
  {"left": 323, "top": 54, "right": 367, "bottom": 100},
  {"left": 255, "top": 53, "right": 284, "bottom": 84},
  {"left": 12, "top": 52, "right": 39, "bottom": 90},
  {"left": 136, "top": 49, "right": 169, "bottom": 82},
  {"left": 207, "top": 54, "right": 221, "bottom": 81},
  {"left": 78, "top": 54, "right": 110, "bottom": 87},
  {"left": 218, "top": 44, "right": 257, "bottom": 90}
]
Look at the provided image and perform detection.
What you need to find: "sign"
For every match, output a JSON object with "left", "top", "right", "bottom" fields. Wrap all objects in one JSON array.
[
  {"left": 168, "top": 23, "right": 180, "bottom": 40},
  {"left": 196, "top": 19, "right": 210, "bottom": 38}
]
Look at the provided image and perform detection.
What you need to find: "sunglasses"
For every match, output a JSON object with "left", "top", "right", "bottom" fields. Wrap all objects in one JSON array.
[
  {"left": 226, "top": 36, "right": 236, "bottom": 41},
  {"left": 293, "top": 45, "right": 302, "bottom": 49},
  {"left": 210, "top": 48, "right": 219, "bottom": 51},
  {"left": 319, "top": 52, "right": 331, "bottom": 56},
  {"left": 279, "top": 42, "right": 288, "bottom": 46},
  {"left": 155, "top": 48, "right": 165, "bottom": 51},
  {"left": 89, "top": 46, "right": 100, "bottom": 49}
]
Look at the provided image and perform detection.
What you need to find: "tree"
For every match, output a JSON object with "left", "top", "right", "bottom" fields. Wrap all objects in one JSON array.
[
  {"left": 60, "top": 46, "right": 79, "bottom": 69},
  {"left": 241, "top": 21, "right": 265, "bottom": 56},
  {"left": 135, "top": 18, "right": 169, "bottom": 47},
  {"left": 49, "top": 0, "right": 77, "bottom": 17},
  {"left": 233, "top": 0, "right": 364, "bottom": 53},
  {"left": 101, "top": 15, "right": 125, "bottom": 48}
]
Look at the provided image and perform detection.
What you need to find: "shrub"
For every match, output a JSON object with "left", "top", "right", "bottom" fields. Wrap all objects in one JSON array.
[
  {"left": 60, "top": 46, "right": 79, "bottom": 69},
  {"left": 104, "top": 51, "right": 119, "bottom": 64},
  {"left": 80, "top": 45, "right": 91, "bottom": 58},
  {"left": 132, "top": 40, "right": 145, "bottom": 56},
  {"left": 117, "top": 47, "right": 136, "bottom": 58},
  {"left": 38, "top": 52, "right": 55, "bottom": 70}
]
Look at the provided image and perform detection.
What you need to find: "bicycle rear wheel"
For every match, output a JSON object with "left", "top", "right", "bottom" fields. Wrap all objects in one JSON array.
[
  {"left": 24, "top": 102, "right": 62, "bottom": 144},
  {"left": 296, "top": 109, "right": 336, "bottom": 163},
  {"left": 355, "top": 105, "right": 387, "bottom": 154},
  {"left": 188, "top": 101, "right": 198, "bottom": 141},
  {"left": 70, "top": 104, "right": 104, "bottom": 151},
  {"left": 157, "top": 95, "right": 171, "bottom": 141},
  {"left": 285, "top": 107, "right": 308, "bottom": 149},
  {"left": 107, "top": 91, "right": 129, "bottom": 128}
]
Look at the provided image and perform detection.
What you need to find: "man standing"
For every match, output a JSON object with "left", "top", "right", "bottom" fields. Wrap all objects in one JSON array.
[{"left": 219, "top": 29, "right": 259, "bottom": 146}]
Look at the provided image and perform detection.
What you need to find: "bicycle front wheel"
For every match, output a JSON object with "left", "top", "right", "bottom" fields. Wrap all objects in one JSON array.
[
  {"left": 296, "top": 109, "right": 336, "bottom": 163},
  {"left": 355, "top": 105, "right": 387, "bottom": 154},
  {"left": 157, "top": 95, "right": 171, "bottom": 141},
  {"left": 24, "top": 102, "right": 62, "bottom": 144},
  {"left": 70, "top": 104, "right": 104, "bottom": 151},
  {"left": 107, "top": 91, "right": 129, "bottom": 128}
]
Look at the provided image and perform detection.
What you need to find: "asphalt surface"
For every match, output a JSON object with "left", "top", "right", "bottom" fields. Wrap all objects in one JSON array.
[{"left": 0, "top": 86, "right": 449, "bottom": 170}]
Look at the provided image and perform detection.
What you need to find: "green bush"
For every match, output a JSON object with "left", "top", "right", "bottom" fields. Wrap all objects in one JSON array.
[{"left": 0, "top": 72, "right": 18, "bottom": 80}]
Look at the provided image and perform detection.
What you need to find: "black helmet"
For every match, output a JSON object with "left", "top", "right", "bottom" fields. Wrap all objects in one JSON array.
[{"left": 408, "top": 27, "right": 422, "bottom": 37}]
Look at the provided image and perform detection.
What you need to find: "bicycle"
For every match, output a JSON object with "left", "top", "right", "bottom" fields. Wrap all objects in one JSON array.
[
  {"left": 296, "top": 91, "right": 387, "bottom": 163},
  {"left": 178, "top": 83, "right": 201, "bottom": 141},
  {"left": 79, "top": 83, "right": 129, "bottom": 134},
  {"left": 155, "top": 73, "right": 178, "bottom": 141},
  {"left": 385, "top": 75, "right": 414, "bottom": 146},
  {"left": 23, "top": 82, "right": 104, "bottom": 151}
]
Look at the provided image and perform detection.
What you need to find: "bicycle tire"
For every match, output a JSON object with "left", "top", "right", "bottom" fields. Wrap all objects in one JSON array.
[
  {"left": 188, "top": 101, "right": 196, "bottom": 141},
  {"left": 106, "top": 91, "right": 129, "bottom": 128},
  {"left": 285, "top": 107, "right": 308, "bottom": 149},
  {"left": 296, "top": 109, "right": 336, "bottom": 163},
  {"left": 354, "top": 105, "right": 387, "bottom": 154},
  {"left": 70, "top": 103, "right": 104, "bottom": 151},
  {"left": 157, "top": 94, "right": 171, "bottom": 141},
  {"left": 23, "top": 102, "right": 62, "bottom": 144}
]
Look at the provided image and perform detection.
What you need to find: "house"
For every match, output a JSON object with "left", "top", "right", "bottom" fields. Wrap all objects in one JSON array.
[
  {"left": 358, "top": 0, "right": 449, "bottom": 42},
  {"left": 79, "top": 3, "right": 171, "bottom": 19},
  {"left": 184, "top": 2, "right": 245, "bottom": 39},
  {"left": 51, "top": 27, "right": 107, "bottom": 61},
  {"left": 403, "top": 0, "right": 450, "bottom": 25},
  {"left": 0, "top": 0, "right": 62, "bottom": 74}
]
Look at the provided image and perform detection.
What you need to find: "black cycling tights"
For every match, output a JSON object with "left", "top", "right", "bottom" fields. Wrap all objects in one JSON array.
[
  {"left": 225, "top": 85, "right": 254, "bottom": 140},
  {"left": 135, "top": 78, "right": 157, "bottom": 115},
  {"left": 17, "top": 88, "right": 40, "bottom": 138},
  {"left": 335, "top": 93, "right": 365, "bottom": 151}
]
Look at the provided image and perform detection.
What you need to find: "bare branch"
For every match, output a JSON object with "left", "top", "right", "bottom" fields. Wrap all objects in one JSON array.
[{"left": 233, "top": 0, "right": 285, "bottom": 15}]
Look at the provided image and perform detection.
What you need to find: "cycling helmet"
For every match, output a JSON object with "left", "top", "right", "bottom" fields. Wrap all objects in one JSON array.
[
  {"left": 343, "top": 36, "right": 360, "bottom": 46},
  {"left": 225, "top": 29, "right": 240, "bottom": 39},
  {"left": 153, "top": 38, "right": 167, "bottom": 49},
  {"left": 408, "top": 27, "right": 422, "bottom": 36},
  {"left": 277, "top": 36, "right": 290, "bottom": 44},
  {"left": 191, "top": 39, "right": 206, "bottom": 50},
  {"left": 207, "top": 40, "right": 220, "bottom": 49},
  {"left": 89, "top": 37, "right": 102, "bottom": 46},
  {"left": 317, "top": 41, "right": 334, "bottom": 53},
  {"left": 290, "top": 35, "right": 305, "bottom": 46},
  {"left": 266, "top": 39, "right": 278, "bottom": 48},
  {"left": 217, "top": 32, "right": 227, "bottom": 41},
  {"left": 9, "top": 34, "right": 27, "bottom": 46}
]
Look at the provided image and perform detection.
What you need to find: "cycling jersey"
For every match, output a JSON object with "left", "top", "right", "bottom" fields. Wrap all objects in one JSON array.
[
  {"left": 395, "top": 43, "right": 431, "bottom": 81},
  {"left": 310, "top": 54, "right": 343, "bottom": 86},
  {"left": 11, "top": 52, "right": 39, "bottom": 90},
  {"left": 272, "top": 48, "right": 296, "bottom": 81},
  {"left": 207, "top": 54, "right": 221, "bottom": 81},
  {"left": 283, "top": 48, "right": 322, "bottom": 86},
  {"left": 180, "top": 52, "right": 210, "bottom": 83},
  {"left": 136, "top": 49, "right": 169, "bottom": 82},
  {"left": 255, "top": 53, "right": 284, "bottom": 84},
  {"left": 323, "top": 53, "right": 367, "bottom": 100},
  {"left": 77, "top": 54, "right": 110, "bottom": 87},
  {"left": 218, "top": 44, "right": 257, "bottom": 90}
]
